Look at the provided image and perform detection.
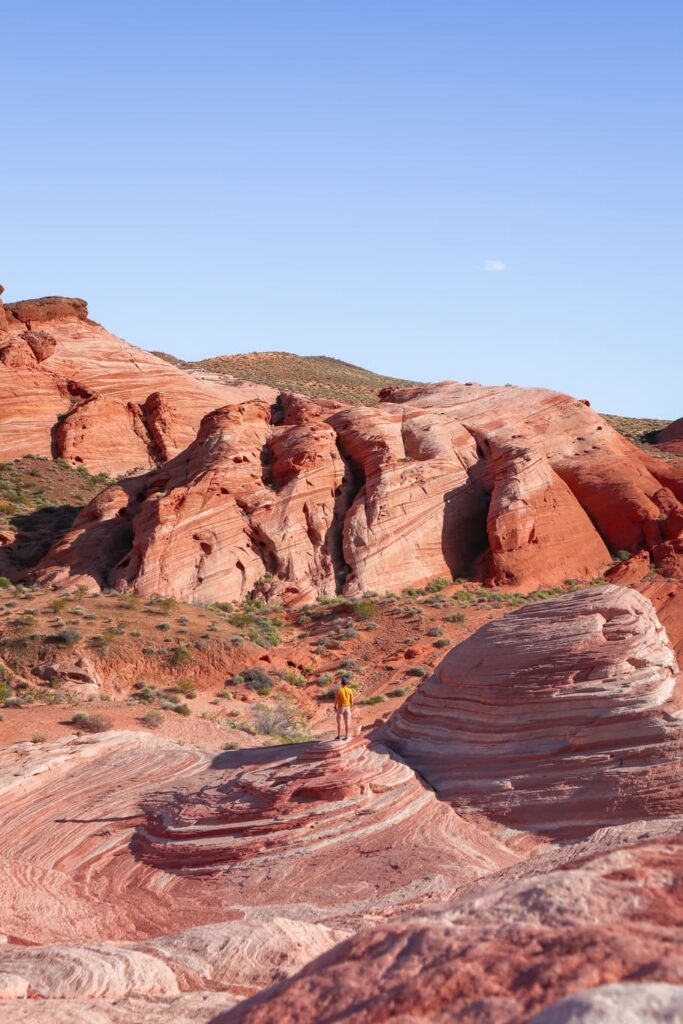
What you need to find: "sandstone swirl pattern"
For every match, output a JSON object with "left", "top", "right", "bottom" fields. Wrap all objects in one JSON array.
[
  {"left": 33, "top": 383, "right": 683, "bottom": 601},
  {"left": 383, "top": 585, "right": 683, "bottom": 836}
]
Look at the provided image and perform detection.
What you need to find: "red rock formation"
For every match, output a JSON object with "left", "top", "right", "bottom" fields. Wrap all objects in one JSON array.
[
  {"left": 33, "top": 382, "right": 683, "bottom": 601},
  {"left": 220, "top": 837, "right": 683, "bottom": 1024},
  {"left": 0, "top": 287, "right": 275, "bottom": 473},
  {"left": 383, "top": 585, "right": 683, "bottom": 837},
  {"left": 135, "top": 736, "right": 514, "bottom": 887},
  {"left": 655, "top": 416, "right": 683, "bottom": 453}
]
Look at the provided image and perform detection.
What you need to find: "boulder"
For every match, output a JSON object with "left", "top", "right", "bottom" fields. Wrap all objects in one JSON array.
[{"left": 382, "top": 585, "right": 683, "bottom": 837}]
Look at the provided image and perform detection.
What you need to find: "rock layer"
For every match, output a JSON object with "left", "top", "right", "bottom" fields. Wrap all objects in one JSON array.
[
  {"left": 0, "top": 289, "right": 275, "bottom": 474},
  {"left": 383, "top": 585, "right": 683, "bottom": 837},
  {"left": 33, "top": 382, "right": 683, "bottom": 601},
  {"left": 220, "top": 837, "right": 683, "bottom": 1024}
]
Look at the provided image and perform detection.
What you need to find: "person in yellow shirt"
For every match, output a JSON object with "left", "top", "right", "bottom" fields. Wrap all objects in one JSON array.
[{"left": 334, "top": 674, "right": 354, "bottom": 741}]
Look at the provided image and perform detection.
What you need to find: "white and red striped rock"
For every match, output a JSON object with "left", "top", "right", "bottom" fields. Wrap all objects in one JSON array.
[
  {"left": 383, "top": 585, "right": 683, "bottom": 837},
  {"left": 33, "top": 381, "right": 683, "bottom": 601}
]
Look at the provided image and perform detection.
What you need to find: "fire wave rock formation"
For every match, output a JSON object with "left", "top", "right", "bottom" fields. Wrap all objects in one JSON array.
[
  {"left": 0, "top": 730, "right": 515, "bottom": 1019},
  {"left": 0, "top": 287, "right": 275, "bottom": 474},
  {"left": 221, "top": 836, "right": 683, "bottom": 1024},
  {"left": 383, "top": 585, "right": 683, "bottom": 837},
  {"left": 33, "top": 382, "right": 683, "bottom": 601}
]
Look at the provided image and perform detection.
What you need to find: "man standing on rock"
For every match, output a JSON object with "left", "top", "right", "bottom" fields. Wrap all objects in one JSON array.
[{"left": 334, "top": 675, "right": 354, "bottom": 741}]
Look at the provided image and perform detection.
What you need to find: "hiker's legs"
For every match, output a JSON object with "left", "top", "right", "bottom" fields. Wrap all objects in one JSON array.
[
  {"left": 342, "top": 707, "right": 351, "bottom": 739},
  {"left": 335, "top": 707, "right": 343, "bottom": 739}
]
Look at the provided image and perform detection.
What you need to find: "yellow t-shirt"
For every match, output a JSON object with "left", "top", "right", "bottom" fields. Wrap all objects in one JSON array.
[{"left": 335, "top": 686, "right": 353, "bottom": 708}]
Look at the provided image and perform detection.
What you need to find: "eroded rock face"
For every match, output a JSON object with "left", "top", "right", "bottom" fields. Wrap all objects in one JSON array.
[
  {"left": 383, "top": 585, "right": 683, "bottom": 837},
  {"left": 217, "top": 837, "right": 683, "bottom": 1024},
  {"left": 32, "top": 382, "right": 683, "bottom": 601},
  {"left": 0, "top": 291, "right": 275, "bottom": 473}
]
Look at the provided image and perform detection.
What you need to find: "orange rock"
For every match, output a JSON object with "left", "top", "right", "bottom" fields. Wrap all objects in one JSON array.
[
  {"left": 0, "top": 290, "right": 276, "bottom": 472},
  {"left": 33, "top": 381, "right": 683, "bottom": 601}
]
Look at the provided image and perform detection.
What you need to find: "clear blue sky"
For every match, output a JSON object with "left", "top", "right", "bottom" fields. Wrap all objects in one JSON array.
[{"left": 3, "top": 1, "right": 682, "bottom": 418}]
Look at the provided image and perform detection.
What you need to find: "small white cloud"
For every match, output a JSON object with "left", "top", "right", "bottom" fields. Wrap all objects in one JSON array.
[{"left": 482, "top": 259, "right": 507, "bottom": 272}]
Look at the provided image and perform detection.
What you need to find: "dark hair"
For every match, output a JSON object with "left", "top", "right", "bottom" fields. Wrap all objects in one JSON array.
[{"left": 340, "top": 673, "right": 352, "bottom": 684}]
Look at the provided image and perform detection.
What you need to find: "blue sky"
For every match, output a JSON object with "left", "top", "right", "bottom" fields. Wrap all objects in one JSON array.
[{"left": 3, "top": 1, "right": 682, "bottom": 418}]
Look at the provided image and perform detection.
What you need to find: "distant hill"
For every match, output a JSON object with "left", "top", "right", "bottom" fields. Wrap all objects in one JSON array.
[{"left": 152, "top": 350, "right": 416, "bottom": 406}]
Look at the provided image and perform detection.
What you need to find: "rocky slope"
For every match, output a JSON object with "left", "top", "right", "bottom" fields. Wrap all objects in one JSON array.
[
  {"left": 32, "top": 381, "right": 683, "bottom": 602},
  {"left": 0, "top": 287, "right": 274, "bottom": 475}
]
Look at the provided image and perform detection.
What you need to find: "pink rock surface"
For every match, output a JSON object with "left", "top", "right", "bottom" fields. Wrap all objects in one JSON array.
[
  {"left": 32, "top": 382, "right": 683, "bottom": 601},
  {"left": 0, "top": 291, "right": 275, "bottom": 473},
  {"left": 220, "top": 837, "right": 683, "bottom": 1024},
  {"left": 383, "top": 585, "right": 683, "bottom": 837}
]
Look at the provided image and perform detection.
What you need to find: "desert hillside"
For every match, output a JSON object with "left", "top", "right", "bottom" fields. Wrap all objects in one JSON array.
[{"left": 0, "top": 285, "right": 682, "bottom": 1024}]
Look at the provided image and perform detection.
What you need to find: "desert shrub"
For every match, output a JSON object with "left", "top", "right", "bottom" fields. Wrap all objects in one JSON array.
[
  {"left": 47, "top": 629, "right": 81, "bottom": 646},
  {"left": 317, "top": 672, "right": 334, "bottom": 687},
  {"left": 89, "top": 631, "right": 115, "bottom": 653},
  {"left": 49, "top": 597, "right": 69, "bottom": 612},
  {"left": 0, "top": 681, "right": 12, "bottom": 704},
  {"left": 434, "top": 637, "right": 451, "bottom": 648},
  {"left": 70, "top": 712, "right": 112, "bottom": 733},
  {"left": 405, "top": 666, "right": 428, "bottom": 677},
  {"left": 172, "top": 702, "right": 191, "bottom": 716},
  {"left": 284, "top": 670, "right": 307, "bottom": 688},
  {"left": 361, "top": 694, "right": 385, "bottom": 705},
  {"left": 222, "top": 741, "right": 240, "bottom": 750},
  {"left": 142, "top": 710, "right": 164, "bottom": 729},
  {"left": 156, "top": 622, "right": 172, "bottom": 632},
  {"left": 150, "top": 596, "right": 176, "bottom": 613},
  {"left": 614, "top": 549, "right": 632, "bottom": 563},
  {"left": 352, "top": 597, "right": 378, "bottom": 621},
  {"left": 217, "top": 688, "right": 233, "bottom": 699},
  {"left": 237, "top": 667, "right": 275, "bottom": 694},
  {"left": 427, "top": 626, "right": 442, "bottom": 637},
  {"left": 0, "top": 576, "right": 11, "bottom": 590},
  {"left": 169, "top": 642, "right": 192, "bottom": 668},
  {"left": 31, "top": 732, "right": 48, "bottom": 744},
  {"left": 387, "top": 687, "right": 407, "bottom": 697},
  {"left": 172, "top": 678, "right": 197, "bottom": 698},
  {"left": 251, "top": 696, "right": 311, "bottom": 742},
  {"left": 445, "top": 612, "right": 466, "bottom": 624},
  {"left": 425, "top": 577, "right": 450, "bottom": 593}
]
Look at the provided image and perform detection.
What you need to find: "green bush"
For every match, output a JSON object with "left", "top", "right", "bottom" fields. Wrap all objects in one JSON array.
[
  {"left": 0, "top": 576, "right": 11, "bottom": 590},
  {"left": 172, "top": 702, "right": 192, "bottom": 716},
  {"left": 427, "top": 626, "right": 442, "bottom": 637},
  {"left": 169, "top": 642, "right": 192, "bottom": 668},
  {"left": 445, "top": 612, "right": 466, "bottom": 623},
  {"left": 353, "top": 597, "right": 378, "bottom": 621},
  {"left": 405, "top": 666, "right": 428, "bottom": 677},
  {"left": 425, "top": 577, "right": 450, "bottom": 592}
]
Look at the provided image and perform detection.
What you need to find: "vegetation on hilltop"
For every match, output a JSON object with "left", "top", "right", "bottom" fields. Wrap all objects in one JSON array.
[{"left": 154, "top": 349, "right": 416, "bottom": 405}]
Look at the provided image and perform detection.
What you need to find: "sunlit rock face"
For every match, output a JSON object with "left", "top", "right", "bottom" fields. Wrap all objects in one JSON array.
[
  {"left": 32, "top": 381, "right": 683, "bottom": 602},
  {"left": 383, "top": 585, "right": 683, "bottom": 837},
  {"left": 0, "top": 290, "right": 275, "bottom": 474}
]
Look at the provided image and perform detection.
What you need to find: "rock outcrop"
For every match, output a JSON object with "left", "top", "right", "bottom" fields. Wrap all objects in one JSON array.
[
  {"left": 33, "top": 382, "right": 683, "bottom": 601},
  {"left": 0, "top": 287, "right": 275, "bottom": 474},
  {"left": 655, "top": 416, "right": 683, "bottom": 454},
  {"left": 220, "top": 837, "right": 683, "bottom": 1024},
  {"left": 383, "top": 585, "right": 683, "bottom": 837}
]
